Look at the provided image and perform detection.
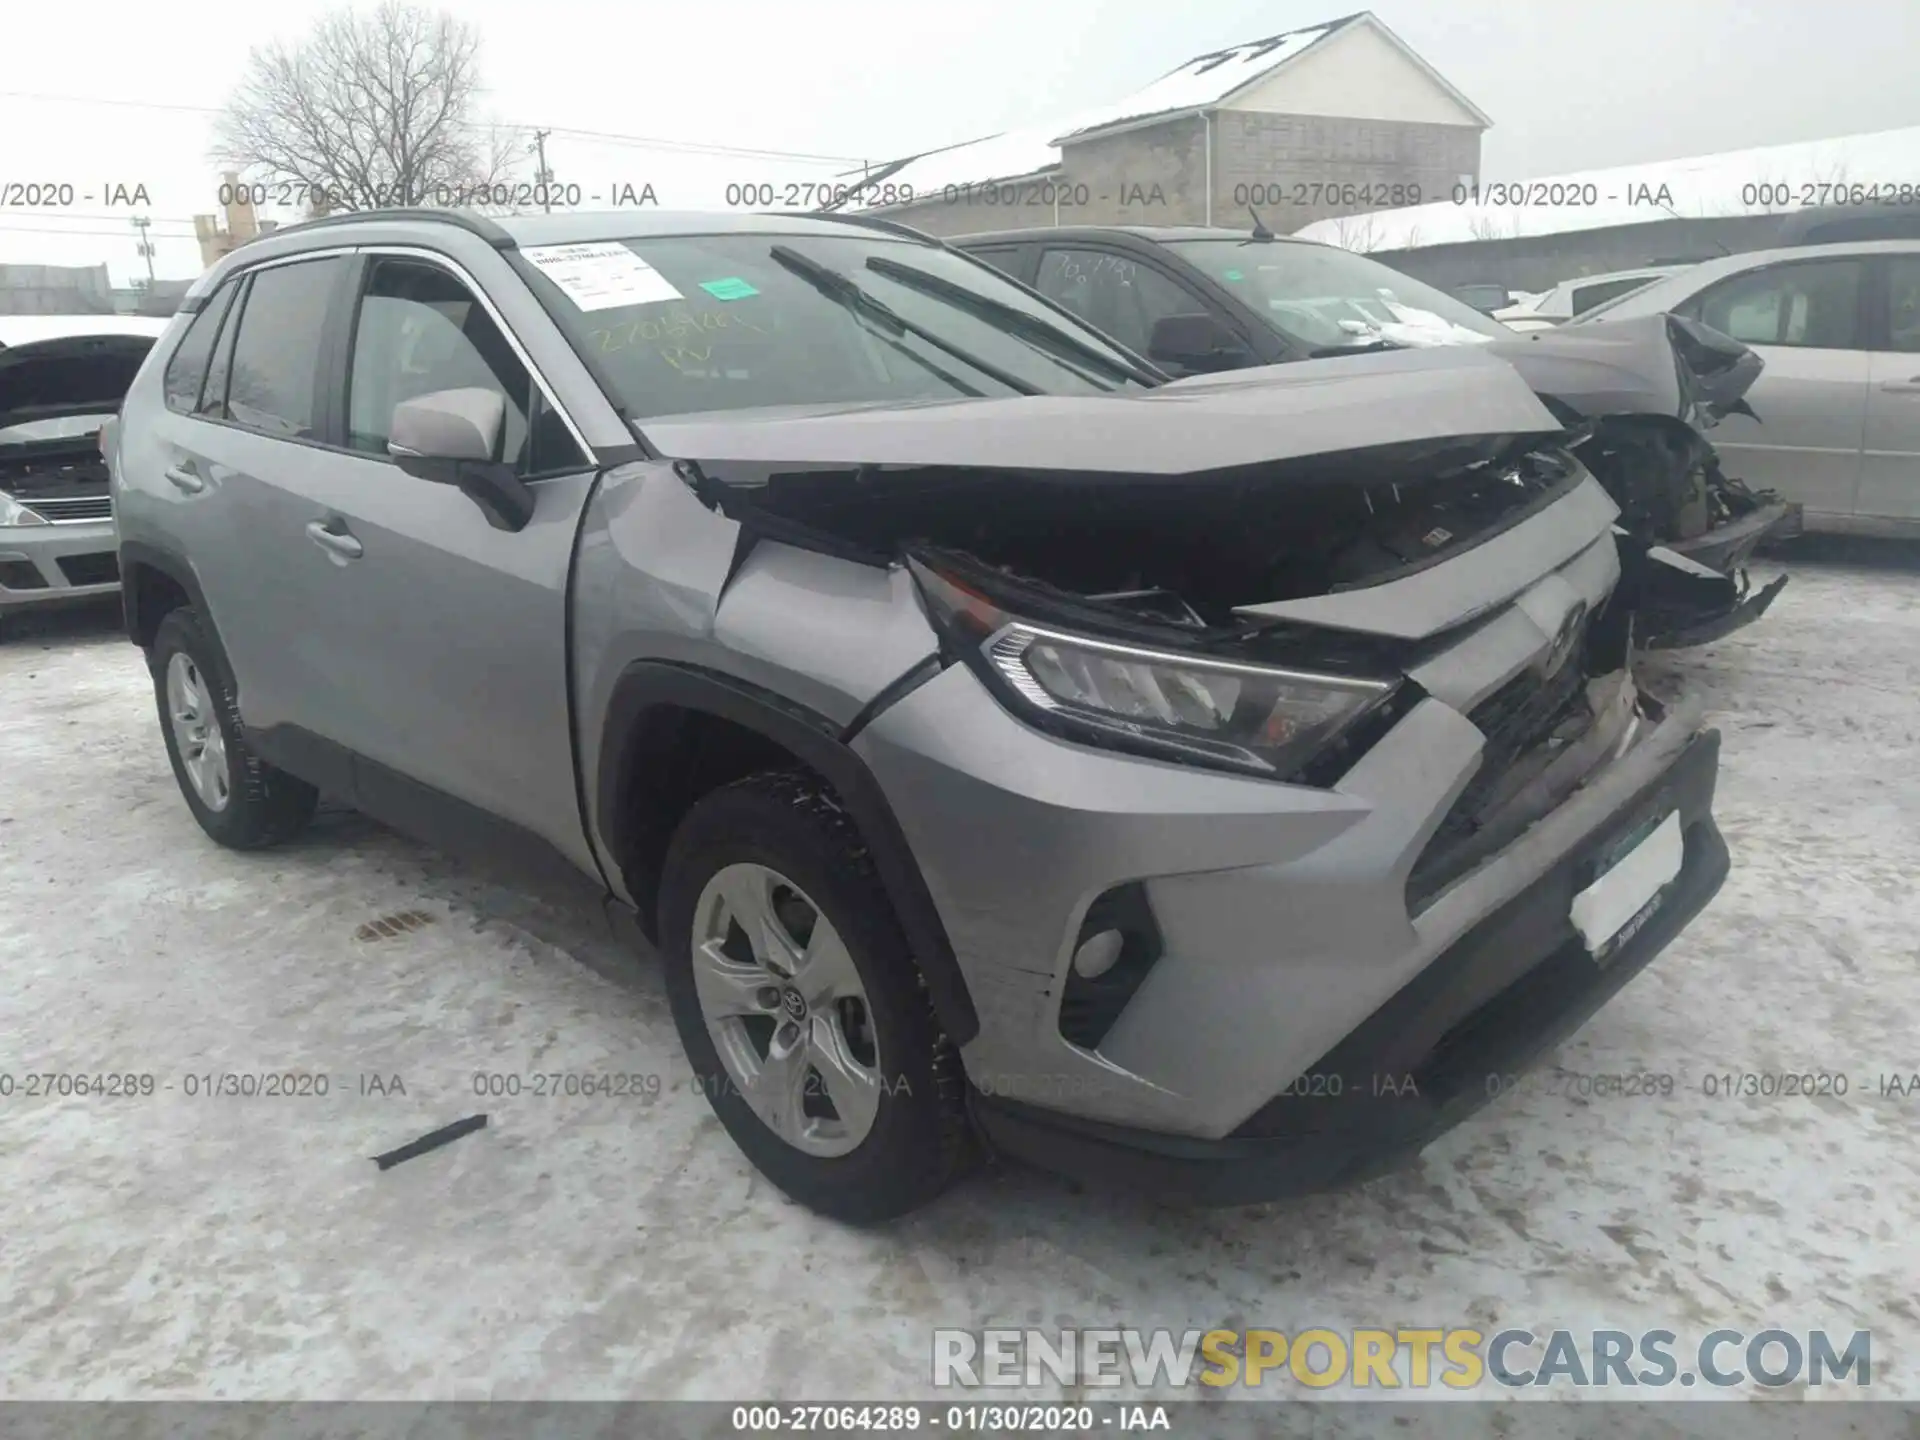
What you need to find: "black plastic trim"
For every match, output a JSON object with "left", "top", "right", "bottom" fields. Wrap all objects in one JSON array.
[
  {"left": 596, "top": 660, "right": 980, "bottom": 1046},
  {"left": 247, "top": 724, "right": 606, "bottom": 903},
  {"left": 972, "top": 727, "right": 1727, "bottom": 1206},
  {"left": 1057, "top": 882, "right": 1163, "bottom": 1051},
  {"left": 839, "top": 654, "right": 943, "bottom": 744},
  {"left": 117, "top": 539, "right": 211, "bottom": 651}
]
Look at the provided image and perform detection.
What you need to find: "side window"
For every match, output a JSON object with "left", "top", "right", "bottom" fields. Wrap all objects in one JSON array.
[
  {"left": 1035, "top": 248, "right": 1206, "bottom": 355},
  {"left": 1884, "top": 255, "right": 1920, "bottom": 353},
  {"left": 198, "top": 276, "right": 244, "bottom": 419},
  {"left": 224, "top": 257, "right": 346, "bottom": 438},
  {"left": 163, "top": 281, "right": 237, "bottom": 414},
  {"left": 345, "top": 258, "right": 583, "bottom": 475},
  {"left": 1569, "top": 276, "right": 1657, "bottom": 315},
  {"left": 1693, "top": 259, "right": 1866, "bottom": 349},
  {"left": 968, "top": 246, "right": 1028, "bottom": 283}
]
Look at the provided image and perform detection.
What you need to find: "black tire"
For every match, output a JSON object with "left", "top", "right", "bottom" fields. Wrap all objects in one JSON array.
[
  {"left": 658, "top": 769, "right": 974, "bottom": 1223},
  {"left": 149, "top": 606, "right": 318, "bottom": 850}
]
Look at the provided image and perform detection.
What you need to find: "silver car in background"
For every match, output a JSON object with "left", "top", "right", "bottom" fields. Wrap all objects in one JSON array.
[
  {"left": 1573, "top": 239, "right": 1920, "bottom": 535},
  {"left": 0, "top": 317, "right": 170, "bottom": 630}
]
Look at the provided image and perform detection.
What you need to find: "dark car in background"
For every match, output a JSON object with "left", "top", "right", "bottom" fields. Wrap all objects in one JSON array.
[{"left": 960, "top": 225, "right": 1796, "bottom": 648}]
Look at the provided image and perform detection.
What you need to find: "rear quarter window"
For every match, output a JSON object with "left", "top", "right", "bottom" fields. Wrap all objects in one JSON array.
[{"left": 163, "top": 282, "right": 238, "bottom": 414}]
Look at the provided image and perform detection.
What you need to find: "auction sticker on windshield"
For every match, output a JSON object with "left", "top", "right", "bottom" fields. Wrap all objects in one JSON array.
[{"left": 523, "top": 243, "right": 684, "bottom": 312}]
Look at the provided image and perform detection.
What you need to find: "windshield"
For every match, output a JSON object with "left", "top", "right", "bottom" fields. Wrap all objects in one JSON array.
[
  {"left": 1164, "top": 240, "right": 1510, "bottom": 351},
  {"left": 520, "top": 232, "right": 1151, "bottom": 422}
]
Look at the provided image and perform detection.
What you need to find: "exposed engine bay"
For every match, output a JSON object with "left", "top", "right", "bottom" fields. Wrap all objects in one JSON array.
[
  {"left": 713, "top": 436, "right": 1584, "bottom": 634},
  {"left": 0, "top": 433, "right": 113, "bottom": 517}
]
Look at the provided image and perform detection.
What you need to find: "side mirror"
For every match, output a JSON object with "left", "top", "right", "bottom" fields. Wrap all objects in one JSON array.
[
  {"left": 1147, "top": 313, "right": 1246, "bottom": 372},
  {"left": 387, "top": 387, "right": 534, "bottom": 532}
]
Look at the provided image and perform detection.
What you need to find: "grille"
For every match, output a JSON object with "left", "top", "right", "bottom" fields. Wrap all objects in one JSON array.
[
  {"left": 30, "top": 494, "right": 113, "bottom": 522},
  {"left": 1406, "top": 630, "right": 1591, "bottom": 907}
]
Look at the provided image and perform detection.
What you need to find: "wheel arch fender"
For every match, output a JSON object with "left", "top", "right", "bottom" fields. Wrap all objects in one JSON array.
[
  {"left": 119, "top": 540, "right": 227, "bottom": 668},
  {"left": 596, "top": 660, "right": 980, "bottom": 1048}
]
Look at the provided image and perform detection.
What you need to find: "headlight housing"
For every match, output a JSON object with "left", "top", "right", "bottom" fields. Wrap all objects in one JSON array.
[
  {"left": 0, "top": 491, "right": 50, "bottom": 527},
  {"left": 912, "top": 557, "right": 1399, "bottom": 781}
]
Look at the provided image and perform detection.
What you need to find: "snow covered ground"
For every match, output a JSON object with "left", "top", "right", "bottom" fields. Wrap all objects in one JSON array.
[{"left": 1, "top": 540, "right": 1916, "bottom": 1409}]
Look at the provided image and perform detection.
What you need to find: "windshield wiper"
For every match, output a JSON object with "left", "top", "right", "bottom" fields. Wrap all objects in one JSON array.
[
  {"left": 1306, "top": 338, "right": 1406, "bottom": 358},
  {"left": 769, "top": 245, "right": 1040, "bottom": 396},
  {"left": 864, "top": 255, "right": 1162, "bottom": 388}
]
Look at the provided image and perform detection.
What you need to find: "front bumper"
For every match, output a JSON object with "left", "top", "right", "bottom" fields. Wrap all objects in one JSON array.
[
  {"left": 970, "top": 726, "right": 1726, "bottom": 1205},
  {"left": 0, "top": 519, "right": 120, "bottom": 613},
  {"left": 1666, "top": 498, "right": 1800, "bottom": 573}
]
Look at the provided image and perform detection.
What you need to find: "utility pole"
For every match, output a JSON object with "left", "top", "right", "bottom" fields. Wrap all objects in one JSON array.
[
  {"left": 130, "top": 215, "right": 156, "bottom": 289},
  {"left": 532, "top": 129, "right": 554, "bottom": 213}
]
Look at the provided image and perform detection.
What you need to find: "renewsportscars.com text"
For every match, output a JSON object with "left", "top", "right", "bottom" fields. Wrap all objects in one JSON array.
[{"left": 932, "top": 1327, "right": 1871, "bottom": 1391}]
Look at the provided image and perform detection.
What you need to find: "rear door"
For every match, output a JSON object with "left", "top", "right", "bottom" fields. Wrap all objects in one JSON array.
[
  {"left": 1679, "top": 255, "right": 1873, "bottom": 520},
  {"left": 152, "top": 251, "right": 358, "bottom": 753},
  {"left": 258, "top": 247, "right": 602, "bottom": 870},
  {"left": 1858, "top": 251, "right": 1920, "bottom": 522}
]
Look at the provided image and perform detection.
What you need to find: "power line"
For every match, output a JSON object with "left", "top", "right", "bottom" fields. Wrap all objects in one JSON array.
[
  {"left": 0, "top": 211, "right": 203, "bottom": 225},
  {"left": 0, "top": 89, "right": 865, "bottom": 165},
  {"left": 0, "top": 220, "right": 200, "bottom": 237}
]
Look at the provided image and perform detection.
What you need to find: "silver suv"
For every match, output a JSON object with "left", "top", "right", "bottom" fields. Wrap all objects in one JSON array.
[{"left": 111, "top": 209, "right": 1731, "bottom": 1221}]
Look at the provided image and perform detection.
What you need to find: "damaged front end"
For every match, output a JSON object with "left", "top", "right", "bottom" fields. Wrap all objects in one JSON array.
[
  {"left": 1487, "top": 313, "right": 1793, "bottom": 649},
  {"left": 656, "top": 350, "right": 1670, "bottom": 880}
]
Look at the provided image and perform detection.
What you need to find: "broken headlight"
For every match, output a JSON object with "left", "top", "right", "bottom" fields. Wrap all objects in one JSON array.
[{"left": 913, "top": 557, "right": 1398, "bottom": 780}]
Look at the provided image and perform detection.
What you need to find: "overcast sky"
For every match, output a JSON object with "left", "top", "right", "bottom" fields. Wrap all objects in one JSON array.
[{"left": 5, "top": 0, "right": 1917, "bottom": 285}]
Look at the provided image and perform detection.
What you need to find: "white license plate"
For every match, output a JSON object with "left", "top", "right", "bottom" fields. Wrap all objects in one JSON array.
[{"left": 1570, "top": 811, "right": 1684, "bottom": 958}]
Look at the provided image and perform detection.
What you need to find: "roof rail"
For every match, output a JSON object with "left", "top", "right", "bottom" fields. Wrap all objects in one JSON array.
[{"left": 246, "top": 207, "right": 518, "bottom": 249}]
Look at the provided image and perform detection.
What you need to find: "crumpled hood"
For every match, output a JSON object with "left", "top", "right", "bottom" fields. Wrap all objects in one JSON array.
[
  {"left": 0, "top": 333, "right": 156, "bottom": 433},
  {"left": 1484, "top": 313, "right": 1762, "bottom": 430},
  {"left": 638, "top": 346, "right": 1563, "bottom": 477}
]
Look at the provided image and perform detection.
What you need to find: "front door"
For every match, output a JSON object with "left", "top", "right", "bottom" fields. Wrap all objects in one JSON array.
[{"left": 229, "top": 248, "right": 600, "bottom": 872}]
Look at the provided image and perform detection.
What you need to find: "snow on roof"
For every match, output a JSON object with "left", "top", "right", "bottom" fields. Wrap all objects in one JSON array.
[
  {"left": 1294, "top": 125, "right": 1920, "bottom": 252},
  {"left": 871, "top": 17, "right": 1353, "bottom": 199}
]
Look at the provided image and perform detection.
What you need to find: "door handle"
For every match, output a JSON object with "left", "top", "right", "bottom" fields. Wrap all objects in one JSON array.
[
  {"left": 163, "top": 463, "right": 206, "bottom": 494},
  {"left": 304, "top": 519, "right": 364, "bottom": 562},
  {"left": 1880, "top": 377, "right": 1920, "bottom": 393}
]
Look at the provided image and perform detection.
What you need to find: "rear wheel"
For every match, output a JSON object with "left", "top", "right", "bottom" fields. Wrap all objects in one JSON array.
[
  {"left": 150, "top": 607, "right": 318, "bottom": 849},
  {"left": 658, "top": 770, "right": 973, "bottom": 1222}
]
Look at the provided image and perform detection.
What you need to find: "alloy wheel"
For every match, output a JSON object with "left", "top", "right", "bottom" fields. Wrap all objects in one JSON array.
[
  {"left": 690, "top": 861, "right": 884, "bottom": 1157},
  {"left": 166, "top": 651, "right": 231, "bottom": 812}
]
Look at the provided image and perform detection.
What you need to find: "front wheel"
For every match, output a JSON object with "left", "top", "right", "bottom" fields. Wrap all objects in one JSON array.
[
  {"left": 657, "top": 770, "right": 973, "bottom": 1222},
  {"left": 150, "top": 607, "right": 318, "bottom": 849}
]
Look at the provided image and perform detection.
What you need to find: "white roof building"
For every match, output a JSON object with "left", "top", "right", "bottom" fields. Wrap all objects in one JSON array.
[
  {"left": 1294, "top": 125, "right": 1920, "bottom": 251},
  {"left": 864, "top": 12, "right": 1490, "bottom": 200}
]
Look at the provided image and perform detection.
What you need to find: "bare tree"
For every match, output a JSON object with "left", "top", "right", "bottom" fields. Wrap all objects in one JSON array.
[
  {"left": 1465, "top": 210, "right": 1511, "bottom": 243},
  {"left": 1329, "top": 212, "right": 1383, "bottom": 252},
  {"left": 213, "top": 1, "right": 527, "bottom": 213}
]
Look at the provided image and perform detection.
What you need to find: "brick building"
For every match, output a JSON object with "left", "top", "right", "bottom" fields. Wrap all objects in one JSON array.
[{"left": 852, "top": 12, "right": 1487, "bottom": 237}]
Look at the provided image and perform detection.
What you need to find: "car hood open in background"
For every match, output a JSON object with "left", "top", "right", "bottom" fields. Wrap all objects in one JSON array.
[
  {"left": 1490, "top": 313, "right": 1790, "bottom": 650},
  {"left": 1485, "top": 313, "right": 1762, "bottom": 432},
  {"left": 1310, "top": 310, "right": 1787, "bottom": 648},
  {"left": 0, "top": 333, "right": 158, "bottom": 433}
]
